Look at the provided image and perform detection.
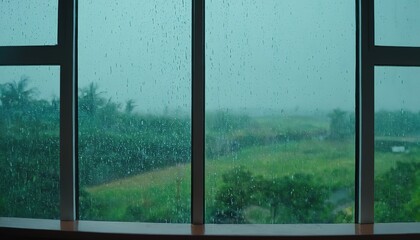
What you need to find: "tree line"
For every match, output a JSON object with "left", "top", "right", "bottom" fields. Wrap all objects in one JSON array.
[
  {"left": 1, "top": 77, "right": 419, "bottom": 222},
  {"left": 0, "top": 78, "right": 190, "bottom": 218}
]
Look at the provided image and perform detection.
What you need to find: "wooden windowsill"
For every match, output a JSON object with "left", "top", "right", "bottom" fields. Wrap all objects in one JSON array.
[{"left": 0, "top": 217, "right": 419, "bottom": 239}]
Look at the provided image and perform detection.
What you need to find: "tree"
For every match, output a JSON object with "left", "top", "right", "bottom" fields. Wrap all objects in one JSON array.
[
  {"left": 375, "top": 161, "right": 419, "bottom": 222},
  {"left": 125, "top": 99, "right": 136, "bottom": 114},
  {"left": 260, "top": 174, "right": 329, "bottom": 223},
  {"left": 259, "top": 177, "right": 286, "bottom": 223},
  {"left": 212, "top": 167, "right": 331, "bottom": 224},
  {"left": 97, "top": 98, "right": 122, "bottom": 128},
  {"left": 328, "top": 108, "right": 352, "bottom": 140},
  {"left": 79, "top": 82, "right": 105, "bottom": 116},
  {"left": 212, "top": 166, "right": 257, "bottom": 223},
  {"left": 375, "top": 110, "right": 420, "bottom": 137},
  {"left": 0, "top": 77, "right": 36, "bottom": 111}
]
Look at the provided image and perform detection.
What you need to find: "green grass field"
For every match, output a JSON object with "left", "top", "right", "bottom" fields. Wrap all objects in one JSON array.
[
  {"left": 85, "top": 137, "right": 359, "bottom": 222},
  {"left": 82, "top": 114, "right": 419, "bottom": 223}
]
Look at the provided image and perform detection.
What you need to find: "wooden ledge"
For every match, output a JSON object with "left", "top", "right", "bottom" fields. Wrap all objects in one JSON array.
[{"left": 1, "top": 218, "right": 419, "bottom": 240}]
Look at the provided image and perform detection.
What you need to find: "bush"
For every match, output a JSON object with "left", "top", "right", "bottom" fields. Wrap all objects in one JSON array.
[
  {"left": 375, "top": 161, "right": 420, "bottom": 222},
  {"left": 210, "top": 167, "right": 332, "bottom": 223}
]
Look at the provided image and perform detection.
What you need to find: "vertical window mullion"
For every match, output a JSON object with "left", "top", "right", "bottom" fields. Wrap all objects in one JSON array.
[
  {"left": 192, "top": 0, "right": 205, "bottom": 225},
  {"left": 58, "top": 0, "right": 77, "bottom": 221},
  {"left": 357, "top": 0, "right": 375, "bottom": 224}
]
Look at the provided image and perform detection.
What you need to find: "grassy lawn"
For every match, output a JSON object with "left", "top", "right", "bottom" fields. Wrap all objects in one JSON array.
[
  {"left": 85, "top": 164, "right": 191, "bottom": 222},
  {"left": 85, "top": 137, "right": 420, "bottom": 222},
  {"left": 82, "top": 111, "right": 420, "bottom": 222},
  {"left": 85, "top": 138, "right": 357, "bottom": 222}
]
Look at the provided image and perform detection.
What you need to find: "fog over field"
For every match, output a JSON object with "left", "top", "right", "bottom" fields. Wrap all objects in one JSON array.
[{"left": 1, "top": 0, "right": 419, "bottom": 113}]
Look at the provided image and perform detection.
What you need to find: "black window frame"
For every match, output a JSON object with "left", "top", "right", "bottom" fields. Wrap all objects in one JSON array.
[{"left": 0, "top": 0, "right": 419, "bottom": 238}]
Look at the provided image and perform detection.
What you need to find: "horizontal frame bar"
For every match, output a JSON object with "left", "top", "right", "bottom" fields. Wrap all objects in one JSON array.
[
  {"left": 373, "top": 46, "right": 420, "bottom": 66},
  {"left": 0, "top": 46, "right": 61, "bottom": 66}
]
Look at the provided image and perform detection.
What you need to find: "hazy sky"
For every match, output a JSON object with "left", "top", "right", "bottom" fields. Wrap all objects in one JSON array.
[{"left": 1, "top": 0, "right": 419, "bottom": 114}]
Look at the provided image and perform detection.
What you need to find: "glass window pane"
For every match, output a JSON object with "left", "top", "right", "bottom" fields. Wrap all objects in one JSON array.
[
  {"left": 0, "top": 1, "right": 58, "bottom": 46},
  {"left": 78, "top": 0, "right": 191, "bottom": 223},
  {"left": 375, "top": 0, "right": 420, "bottom": 46},
  {"left": 206, "top": 0, "right": 355, "bottom": 224},
  {"left": 374, "top": 66, "right": 420, "bottom": 222},
  {"left": 0, "top": 66, "right": 60, "bottom": 219}
]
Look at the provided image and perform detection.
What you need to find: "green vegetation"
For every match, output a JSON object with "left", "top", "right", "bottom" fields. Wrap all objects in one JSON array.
[
  {"left": 210, "top": 167, "right": 329, "bottom": 223},
  {"left": 375, "top": 161, "right": 420, "bottom": 222},
  {"left": 0, "top": 78, "right": 419, "bottom": 223},
  {"left": 328, "top": 108, "right": 353, "bottom": 140},
  {"left": 0, "top": 77, "right": 59, "bottom": 218}
]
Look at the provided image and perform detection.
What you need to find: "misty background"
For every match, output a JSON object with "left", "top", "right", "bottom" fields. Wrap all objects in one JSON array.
[{"left": 0, "top": 0, "right": 419, "bottom": 114}]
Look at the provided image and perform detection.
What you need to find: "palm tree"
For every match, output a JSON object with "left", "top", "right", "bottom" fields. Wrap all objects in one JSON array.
[
  {"left": 0, "top": 77, "right": 36, "bottom": 110},
  {"left": 125, "top": 99, "right": 136, "bottom": 114},
  {"left": 79, "top": 82, "right": 105, "bottom": 116}
]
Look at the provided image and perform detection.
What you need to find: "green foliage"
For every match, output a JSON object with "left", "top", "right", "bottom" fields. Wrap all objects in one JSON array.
[
  {"left": 211, "top": 167, "right": 331, "bottom": 224},
  {"left": 266, "top": 174, "right": 330, "bottom": 223},
  {"left": 1, "top": 78, "right": 419, "bottom": 223},
  {"left": 206, "top": 112, "right": 329, "bottom": 159},
  {"left": 328, "top": 108, "right": 353, "bottom": 140},
  {"left": 0, "top": 134, "right": 60, "bottom": 218},
  {"left": 206, "top": 110, "right": 251, "bottom": 133},
  {"left": 125, "top": 99, "right": 136, "bottom": 114},
  {"left": 79, "top": 189, "right": 108, "bottom": 220},
  {"left": 375, "top": 110, "right": 420, "bottom": 137},
  {"left": 375, "top": 161, "right": 420, "bottom": 222},
  {"left": 0, "top": 77, "right": 35, "bottom": 111},
  {"left": 211, "top": 166, "right": 257, "bottom": 223},
  {"left": 79, "top": 82, "right": 105, "bottom": 116},
  {"left": 406, "top": 187, "right": 420, "bottom": 221},
  {"left": 79, "top": 114, "right": 191, "bottom": 186},
  {"left": 0, "top": 77, "right": 60, "bottom": 218}
]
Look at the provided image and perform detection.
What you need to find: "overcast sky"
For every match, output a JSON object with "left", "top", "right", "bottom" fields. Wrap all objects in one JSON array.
[{"left": 1, "top": 0, "right": 419, "bottom": 114}]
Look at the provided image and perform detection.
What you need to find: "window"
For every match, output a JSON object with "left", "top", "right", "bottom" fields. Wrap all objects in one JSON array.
[
  {"left": 0, "top": 66, "right": 60, "bottom": 219},
  {"left": 374, "top": 67, "right": 420, "bottom": 223},
  {"left": 0, "top": 0, "right": 419, "bottom": 238},
  {"left": 78, "top": 0, "right": 192, "bottom": 222},
  {"left": 370, "top": 0, "right": 420, "bottom": 225},
  {"left": 0, "top": 0, "right": 58, "bottom": 46},
  {"left": 205, "top": 0, "right": 355, "bottom": 224},
  {"left": 375, "top": 0, "right": 420, "bottom": 46}
]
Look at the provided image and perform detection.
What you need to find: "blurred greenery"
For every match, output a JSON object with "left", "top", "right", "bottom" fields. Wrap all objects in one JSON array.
[
  {"left": 375, "top": 161, "right": 420, "bottom": 222},
  {"left": 0, "top": 78, "right": 418, "bottom": 223},
  {"left": 210, "top": 167, "right": 330, "bottom": 223}
]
